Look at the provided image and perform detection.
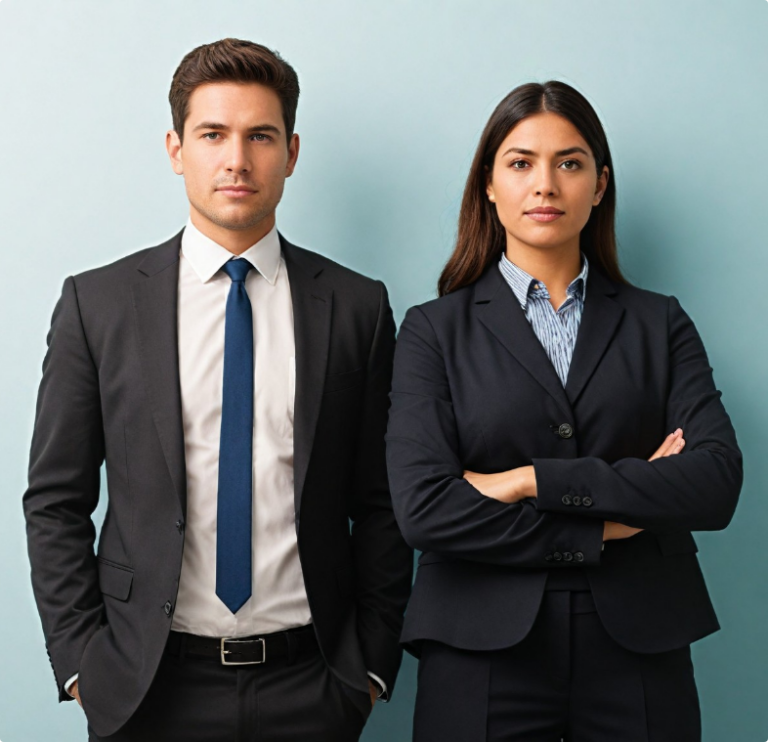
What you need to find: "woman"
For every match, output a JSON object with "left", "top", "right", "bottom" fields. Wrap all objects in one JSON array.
[{"left": 386, "top": 81, "right": 742, "bottom": 742}]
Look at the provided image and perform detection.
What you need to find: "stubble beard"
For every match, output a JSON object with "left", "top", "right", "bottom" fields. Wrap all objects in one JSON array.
[{"left": 192, "top": 196, "right": 277, "bottom": 233}]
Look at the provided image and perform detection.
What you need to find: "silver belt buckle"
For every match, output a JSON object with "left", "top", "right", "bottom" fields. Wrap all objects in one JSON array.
[{"left": 220, "top": 637, "right": 266, "bottom": 665}]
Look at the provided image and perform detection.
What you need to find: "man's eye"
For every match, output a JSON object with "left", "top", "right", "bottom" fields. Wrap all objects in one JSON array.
[
  {"left": 203, "top": 132, "right": 220, "bottom": 140},
  {"left": 251, "top": 134, "right": 270, "bottom": 142}
]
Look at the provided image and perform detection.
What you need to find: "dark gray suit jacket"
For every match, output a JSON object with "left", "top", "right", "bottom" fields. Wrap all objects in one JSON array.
[{"left": 24, "top": 229, "right": 413, "bottom": 737}]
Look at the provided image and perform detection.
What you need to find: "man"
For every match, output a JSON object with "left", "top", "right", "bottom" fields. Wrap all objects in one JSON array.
[{"left": 24, "top": 38, "right": 413, "bottom": 741}]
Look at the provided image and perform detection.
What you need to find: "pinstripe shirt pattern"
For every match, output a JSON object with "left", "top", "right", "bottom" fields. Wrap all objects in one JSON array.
[{"left": 498, "top": 253, "right": 589, "bottom": 387}]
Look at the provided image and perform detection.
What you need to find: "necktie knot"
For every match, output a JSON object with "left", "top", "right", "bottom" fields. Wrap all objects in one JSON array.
[{"left": 222, "top": 258, "right": 253, "bottom": 284}]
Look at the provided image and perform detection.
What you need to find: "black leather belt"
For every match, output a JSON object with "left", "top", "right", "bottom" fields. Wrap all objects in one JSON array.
[{"left": 166, "top": 624, "right": 317, "bottom": 666}]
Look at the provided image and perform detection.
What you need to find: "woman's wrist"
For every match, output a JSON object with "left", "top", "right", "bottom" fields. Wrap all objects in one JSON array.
[{"left": 508, "top": 465, "right": 537, "bottom": 502}]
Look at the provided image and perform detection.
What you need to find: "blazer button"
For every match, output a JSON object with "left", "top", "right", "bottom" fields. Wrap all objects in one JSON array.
[
  {"left": 563, "top": 552, "right": 573, "bottom": 562},
  {"left": 176, "top": 520, "right": 184, "bottom": 534},
  {"left": 545, "top": 553, "right": 554, "bottom": 562},
  {"left": 164, "top": 601, "right": 173, "bottom": 616},
  {"left": 574, "top": 552, "right": 584, "bottom": 562},
  {"left": 561, "top": 494, "right": 572, "bottom": 506},
  {"left": 572, "top": 496, "right": 582, "bottom": 507},
  {"left": 553, "top": 552, "right": 563, "bottom": 561},
  {"left": 582, "top": 497, "right": 593, "bottom": 507},
  {"left": 558, "top": 423, "right": 574, "bottom": 439}
]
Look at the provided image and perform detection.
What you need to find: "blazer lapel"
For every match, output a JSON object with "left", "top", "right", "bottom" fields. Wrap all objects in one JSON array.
[
  {"left": 280, "top": 235, "right": 333, "bottom": 519},
  {"left": 475, "top": 266, "right": 573, "bottom": 418},
  {"left": 132, "top": 230, "right": 187, "bottom": 514},
  {"left": 564, "top": 270, "right": 625, "bottom": 406}
]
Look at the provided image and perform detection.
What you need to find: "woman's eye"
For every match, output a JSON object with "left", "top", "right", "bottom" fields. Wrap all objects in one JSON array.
[
  {"left": 561, "top": 160, "right": 580, "bottom": 170},
  {"left": 510, "top": 160, "right": 529, "bottom": 169}
]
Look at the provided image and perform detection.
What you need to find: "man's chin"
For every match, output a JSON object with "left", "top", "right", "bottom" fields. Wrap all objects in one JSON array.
[{"left": 196, "top": 207, "right": 274, "bottom": 233}]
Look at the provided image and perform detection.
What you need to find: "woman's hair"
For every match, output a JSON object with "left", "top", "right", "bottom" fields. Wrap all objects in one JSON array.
[{"left": 438, "top": 81, "right": 626, "bottom": 296}]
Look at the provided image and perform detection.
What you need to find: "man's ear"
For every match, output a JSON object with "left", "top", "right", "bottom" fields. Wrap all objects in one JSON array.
[
  {"left": 285, "top": 133, "right": 300, "bottom": 178},
  {"left": 166, "top": 130, "right": 184, "bottom": 175}
]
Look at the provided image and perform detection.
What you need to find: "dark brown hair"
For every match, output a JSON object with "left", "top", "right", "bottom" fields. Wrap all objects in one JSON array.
[
  {"left": 438, "top": 81, "right": 626, "bottom": 296},
  {"left": 169, "top": 38, "right": 300, "bottom": 143}
]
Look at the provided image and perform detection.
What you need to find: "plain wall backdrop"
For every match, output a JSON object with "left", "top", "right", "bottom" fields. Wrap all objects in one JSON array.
[{"left": 1, "top": 1, "right": 767, "bottom": 740}]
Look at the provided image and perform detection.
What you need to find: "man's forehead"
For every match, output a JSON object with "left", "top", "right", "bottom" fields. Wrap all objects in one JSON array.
[{"left": 187, "top": 82, "right": 282, "bottom": 118}]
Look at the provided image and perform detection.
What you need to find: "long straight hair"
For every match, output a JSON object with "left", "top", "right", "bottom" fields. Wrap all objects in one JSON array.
[{"left": 438, "top": 81, "right": 626, "bottom": 296}]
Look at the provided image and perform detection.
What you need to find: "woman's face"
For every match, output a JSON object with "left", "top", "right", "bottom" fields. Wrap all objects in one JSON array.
[{"left": 486, "top": 111, "right": 609, "bottom": 255}]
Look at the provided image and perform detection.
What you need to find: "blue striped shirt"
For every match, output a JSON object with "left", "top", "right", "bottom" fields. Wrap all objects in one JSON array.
[{"left": 498, "top": 253, "right": 589, "bottom": 387}]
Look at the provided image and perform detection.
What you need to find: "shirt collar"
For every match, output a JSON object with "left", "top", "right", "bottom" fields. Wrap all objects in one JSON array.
[
  {"left": 499, "top": 252, "right": 589, "bottom": 310},
  {"left": 180, "top": 219, "right": 282, "bottom": 285}
]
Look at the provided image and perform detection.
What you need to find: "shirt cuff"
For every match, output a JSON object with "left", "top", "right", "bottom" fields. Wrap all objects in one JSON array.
[
  {"left": 64, "top": 673, "right": 79, "bottom": 697},
  {"left": 366, "top": 671, "right": 388, "bottom": 702}
]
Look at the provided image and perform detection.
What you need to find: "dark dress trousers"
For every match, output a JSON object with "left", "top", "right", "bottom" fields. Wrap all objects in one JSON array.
[
  {"left": 386, "top": 264, "right": 742, "bottom": 739},
  {"left": 23, "top": 229, "right": 413, "bottom": 739}
]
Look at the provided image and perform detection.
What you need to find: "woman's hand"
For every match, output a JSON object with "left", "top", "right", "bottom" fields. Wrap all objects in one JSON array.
[
  {"left": 463, "top": 466, "right": 536, "bottom": 504},
  {"left": 648, "top": 428, "right": 685, "bottom": 461},
  {"left": 604, "top": 428, "right": 686, "bottom": 541}
]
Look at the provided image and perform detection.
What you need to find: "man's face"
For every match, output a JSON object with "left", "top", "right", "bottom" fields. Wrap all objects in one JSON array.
[{"left": 166, "top": 82, "right": 299, "bottom": 239}]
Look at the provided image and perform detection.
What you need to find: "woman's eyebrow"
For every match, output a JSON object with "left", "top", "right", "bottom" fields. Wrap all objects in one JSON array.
[{"left": 501, "top": 146, "right": 590, "bottom": 158}]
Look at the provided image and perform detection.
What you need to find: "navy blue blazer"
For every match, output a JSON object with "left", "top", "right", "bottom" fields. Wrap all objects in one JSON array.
[{"left": 386, "top": 263, "right": 742, "bottom": 656}]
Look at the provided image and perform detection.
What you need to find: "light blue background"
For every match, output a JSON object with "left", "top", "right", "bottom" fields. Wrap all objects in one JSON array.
[{"left": 1, "top": 1, "right": 767, "bottom": 740}]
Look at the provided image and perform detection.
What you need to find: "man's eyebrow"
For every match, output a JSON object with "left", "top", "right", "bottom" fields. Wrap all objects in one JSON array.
[
  {"left": 191, "top": 122, "right": 282, "bottom": 135},
  {"left": 501, "top": 146, "right": 591, "bottom": 158}
]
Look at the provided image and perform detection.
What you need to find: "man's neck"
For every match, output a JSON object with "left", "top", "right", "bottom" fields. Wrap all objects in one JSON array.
[{"left": 189, "top": 210, "right": 276, "bottom": 256}]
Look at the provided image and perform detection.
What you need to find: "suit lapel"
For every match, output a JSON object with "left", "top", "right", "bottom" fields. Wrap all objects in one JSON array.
[
  {"left": 280, "top": 235, "right": 333, "bottom": 519},
  {"left": 475, "top": 266, "right": 573, "bottom": 418},
  {"left": 132, "top": 230, "right": 187, "bottom": 514},
  {"left": 564, "top": 270, "right": 625, "bottom": 406}
]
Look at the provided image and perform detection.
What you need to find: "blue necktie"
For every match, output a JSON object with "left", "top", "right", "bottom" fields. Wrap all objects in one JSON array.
[{"left": 216, "top": 258, "right": 254, "bottom": 613}]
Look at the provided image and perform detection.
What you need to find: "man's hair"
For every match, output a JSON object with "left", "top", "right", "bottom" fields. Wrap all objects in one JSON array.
[{"left": 169, "top": 38, "right": 300, "bottom": 143}]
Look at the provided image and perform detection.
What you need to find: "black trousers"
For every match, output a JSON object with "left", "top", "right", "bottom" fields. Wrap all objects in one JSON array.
[
  {"left": 88, "top": 629, "right": 372, "bottom": 742},
  {"left": 413, "top": 591, "right": 701, "bottom": 742}
]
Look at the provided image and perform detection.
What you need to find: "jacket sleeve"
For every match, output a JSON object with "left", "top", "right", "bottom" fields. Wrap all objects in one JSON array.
[
  {"left": 386, "top": 305, "right": 605, "bottom": 568},
  {"left": 533, "top": 296, "right": 742, "bottom": 532},
  {"left": 349, "top": 281, "right": 414, "bottom": 700},
  {"left": 23, "top": 276, "right": 105, "bottom": 701}
]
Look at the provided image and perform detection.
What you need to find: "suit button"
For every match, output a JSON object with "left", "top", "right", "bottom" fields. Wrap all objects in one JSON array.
[
  {"left": 558, "top": 423, "right": 573, "bottom": 439},
  {"left": 572, "top": 496, "right": 582, "bottom": 507},
  {"left": 164, "top": 601, "right": 173, "bottom": 616},
  {"left": 553, "top": 552, "right": 563, "bottom": 561},
  {"left": 563, "top": 551, "right": 573, "bottom": 562},
  {"left": 582, "top": 497, "right": 593, "bottom": 507},
  {"left": 574, "top": 552, "right": 584, "bottom": 562},
  {"left": 545, "top": 553, "right": 553, "bottom": 562},
  {"left": 176, "top": 520, "right": 184, "bottom": 534},
  {"left": 561, "top": 494, "right": 572, "bottom": 506}
]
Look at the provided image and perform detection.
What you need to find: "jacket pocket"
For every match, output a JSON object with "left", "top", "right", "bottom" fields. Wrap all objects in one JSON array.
[
  {"left": 655, "top": 531, "right": 699, "bottom": 557},
  {"left": 324, "top": 368, "right": 364, "bottom": 394},
  {"left": 97, "top": 558, "right": 134, "bottom": 601}
]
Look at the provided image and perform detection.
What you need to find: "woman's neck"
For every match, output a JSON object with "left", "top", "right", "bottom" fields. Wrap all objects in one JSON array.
[{"left": 505, "top": 239, "right": 582, "bottom": 310}]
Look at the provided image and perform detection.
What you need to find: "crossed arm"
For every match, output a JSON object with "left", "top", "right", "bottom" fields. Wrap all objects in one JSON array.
[{"left": 464, "top": 429, "right": 687, "bottom": 543}]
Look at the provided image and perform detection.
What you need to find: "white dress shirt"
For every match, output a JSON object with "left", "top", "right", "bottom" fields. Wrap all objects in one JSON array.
[{"left": 171, "top": 219, "right": 312, "bottom": 635}]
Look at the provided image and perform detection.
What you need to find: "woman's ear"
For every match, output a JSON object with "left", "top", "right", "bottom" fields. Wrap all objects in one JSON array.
[
  {"left": 593, "top": 165, "right": 610, "bottom": 205},
  {"left": 486, "top": 168, "right": 496, "bottom": 203}
]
